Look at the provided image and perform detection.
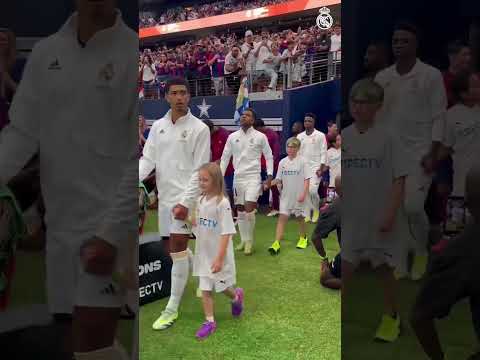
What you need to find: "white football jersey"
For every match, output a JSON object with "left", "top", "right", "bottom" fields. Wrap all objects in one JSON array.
[
  {"left": 297, "top": 129, "right": 327, "bottom": 171},
  {"left": 276, "top": 155, "right": 311, "bottom": 211},
  {"left": 327, "top": 147, "right": 341, "bottom": 187}
]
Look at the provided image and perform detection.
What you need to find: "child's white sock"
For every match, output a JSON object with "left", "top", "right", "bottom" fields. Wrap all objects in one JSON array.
[
  {"left": 206, "top": 316, "right": 215, "bottom": 322},
  {"left": 165, "top": 250, "right": 189, "bottom": 314}
]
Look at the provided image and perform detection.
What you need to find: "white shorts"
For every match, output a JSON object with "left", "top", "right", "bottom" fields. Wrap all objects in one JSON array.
[
  {"left": 46, "top": 236, "right": 125, "bottom": 314},
  {"left": 158, "top": 204, "right": 192, "bottom": 237},
  {"left": 342, "top": 248, "right": 395, "bottom": 269},
  {"left": 233, "top": 178, "right": 262, "bottom": 206},
  {"left": 198, "top": 276, "right": 235, "bottom": 293}
]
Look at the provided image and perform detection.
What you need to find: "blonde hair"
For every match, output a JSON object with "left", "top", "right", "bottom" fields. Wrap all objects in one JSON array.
[
  {"left": 286, "top": 137, "right": 301, "bottom": 149},
  {"left": 199, "top": 162, "right": 225, "bottom": 203},
  {"left": 0, "top": 29, "right": 17, "bottom": 69}
]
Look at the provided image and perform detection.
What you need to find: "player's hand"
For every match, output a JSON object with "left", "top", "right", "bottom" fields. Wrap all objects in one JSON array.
[
  {"left": 173, "top": 204, "right": 189, "bottom": 220},
  {"left": 80, "top": 237, "right": 117, "bottom": 276},
  {"left": 211, "top": 257, "right": 224, "bottom": 273}
]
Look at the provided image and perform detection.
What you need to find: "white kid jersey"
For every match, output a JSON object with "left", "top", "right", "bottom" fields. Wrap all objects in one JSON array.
[
  {"left": 276, "top": 155, "right": 311, "bottom": 210},
  {"left": 341, "top": 123, "right": 409, "bottom": 253},
  {"left": 220, "top": 126, "right": 273, "bottom": 180},
  {"left": 327, "top": 147, "right": 341, "bottom": 187},
  {"left": 193, "top": 195, "right": 236, "bottom": 280},
  {"left": 375, "top": 59, "right": 447, "bottom": 165},
  {"left": 297, "top": 129, "right": 327, "bottom": 170},
  {"left": 139, "top": 109, "right": 210, "bottom": 210},
  {"left": 444, "top": 104, "right": 480, "bottom": 197}
]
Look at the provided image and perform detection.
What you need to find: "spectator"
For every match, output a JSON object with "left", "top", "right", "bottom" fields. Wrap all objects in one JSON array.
[
  {"left": 141, "top": 54, "right": 157, "bottom": 98},
  {"left": 242, "top": 30, "right": 257, "bottom": 75},
  {"left": 330, "top": 24, "right": 341, "bottom": 60},
  {"left": 208, "top": 43, "right": 226, "bottom": 96},
  {"left": 224, "top": 45, "right": 244, "bottom": 94},
  {"left": 291, "top": 121, "right": 304, "bottom": 137},
  {"left": 363, "top": 41, "right": 390, "bottom": 79},
  {"left": 444, "top": 40, "right": 473, "bottom": 108},
  {"left": 0, "top": 29, "right": 25, "bottom": 132},
  {"left": 263, "top": 42, "right": 282, "bottom": 91}
]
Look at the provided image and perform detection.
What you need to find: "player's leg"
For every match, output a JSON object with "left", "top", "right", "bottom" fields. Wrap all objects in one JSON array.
[
  {"left": 269, "top": 214, "right": 288, "bottom": 255},
  {"left": 234, "top": 180, "right": 248, "bottom": 251},
  {"left": 304, "top": 178, "right": 314, "bottom": 222},
  {"left": 296, "top": 214, "right": 308, "bottom": 249},
  {"left": 152, "top": 233, "right": 190, "bottom": 330},
  {"left": 222, "top": 284, "right": 244, "bottom": 318},
  {"left": 372, "top": 255, "right": 401, "bottom": 342},
  {"left": 404, "top": 168, "right": 431, "bottom": 280},
  {"left": 310, "top": 175, "right": 321, "bottom": 223},
  {"left": 243, "top": 201, "right": 257, "bottom": 255}
]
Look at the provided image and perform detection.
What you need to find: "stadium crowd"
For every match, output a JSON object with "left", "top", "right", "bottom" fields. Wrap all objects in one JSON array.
[
  {"left": 140, "top": 0, "right": 290, "bottom": 28},
  {"left": 139, "top": 23, "right": 341, "bottom": 97}
]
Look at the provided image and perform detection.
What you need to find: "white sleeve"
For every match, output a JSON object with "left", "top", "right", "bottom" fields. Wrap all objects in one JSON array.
[
  {"left": 262, "top": 134, "right": 274, "bottom": 176},
  {"left": 179, "top": 126, "right": 211, "bottom": 210},
  {"left": 320, "top": 133, "right": 327, "bottom": 165},
  {"left": 219, "top": 198, "right": 236, "bottom": 235},
  {"left": 0, "top": 45, "right": 41, "bottom": 186},
  {"left": 429, "top": 69, "right": 448, "bottom": 143},
  {"left": 220, "top": 135, "right": 233, "bottom": 176},
  {"left": 139, "top": 123, "right": 157, "bottom": 182}
]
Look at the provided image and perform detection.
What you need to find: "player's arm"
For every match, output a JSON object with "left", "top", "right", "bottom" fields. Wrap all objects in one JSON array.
[
  {"left": 179, "top": 126, "right": 211, "bottom": 211},
  {"left": 0, "top": 44, "right": 42, "bottom": 188},
  {"left": 425, "top": 70, "right": 448, "bottom": 171},
  {"left": 139, "top": 122, "right": 157, "bottom": 182},
  {"left": 261, "top": 134, "right": 274, "bottom": 179},
  {"left": 319, "top": 134, "right": 328, "bottom": 173},
  {"left": 298, "top": 178, "right": 309, "bottom": 203},
  {"left": 219, "top": 135, "right": 233, "bottom": 176}
]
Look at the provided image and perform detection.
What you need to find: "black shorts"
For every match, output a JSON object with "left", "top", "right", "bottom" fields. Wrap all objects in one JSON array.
[{"left": 413, "top": 255, "right": 480, "bottom": 339}]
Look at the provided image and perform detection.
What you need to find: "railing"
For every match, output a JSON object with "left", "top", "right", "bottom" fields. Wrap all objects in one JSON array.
[{"left": 140, "top": 50, "right": 341, "bottom": 99}]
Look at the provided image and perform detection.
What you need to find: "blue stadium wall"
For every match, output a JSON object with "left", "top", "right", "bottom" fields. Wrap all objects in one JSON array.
[{"left": 141, "top": 79, "right": 341, "bottom": 149}]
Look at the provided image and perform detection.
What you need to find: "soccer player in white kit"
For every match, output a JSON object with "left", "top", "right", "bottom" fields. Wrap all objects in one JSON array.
[
  {"left": 220, "top": 108, "right": 274, "bottom": 255},
  {"left": 268, "top": 137, "right": 311, "bottom": 254},
  {"left": 343, "top": 79, "right": 409, "bottom": 343},
  {"left": 0, "top": 1, "right": 138, "bottom": 359},
  {"left": 375, "top": 22, "right": 447, "bottom": 279},
  {"left": 139, "top": 77, "right": 210, "bottom": 330},
  {"left": 192, "top": 163, "right": 244, "bottom": 340},
  {"left": 297, "top": 113, "right": 327, "bottom": 223}
]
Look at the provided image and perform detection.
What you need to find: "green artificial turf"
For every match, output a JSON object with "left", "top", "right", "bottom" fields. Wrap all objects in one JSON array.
[{"left": 140, "top": 211, "right": 341, "bottom": 360}]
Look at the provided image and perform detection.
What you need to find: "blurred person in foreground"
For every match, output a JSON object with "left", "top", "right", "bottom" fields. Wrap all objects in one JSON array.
[
  {"left": 411, "top": 167, "right": 480, "bottom": 360},
  {"left": 0, "top": 1, "right": 138, "bottom": 359}
]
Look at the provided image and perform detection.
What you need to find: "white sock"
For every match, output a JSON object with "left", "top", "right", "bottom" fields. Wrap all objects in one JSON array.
[
  {"left": 74, "top": 343, "right": 129, "bottom": 360},
  {"left": 245, "top": 211, "right": 256, "bottom": 244},
  {"left": 237, "top": 211, "right": 248, "bottom": 243},
  {"left": 206, "top": 316, "right": 215, "bottom": 322},
  {"left": 165, "top": 250, "right": 189, "bottom": 314}
]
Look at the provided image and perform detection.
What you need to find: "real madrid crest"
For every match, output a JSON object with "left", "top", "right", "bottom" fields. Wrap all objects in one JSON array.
[
  {"left": 249, "top": 138, "right": 254, "bottom": 144},
  {"left": 99, "top": 62, "right": 115, "bottom": 83},
  {"left": 316, "top": 7, "right": 333, "bottom": 30},
  {"left": 181, "top": 130, "right": 188, "bottom": 139}
]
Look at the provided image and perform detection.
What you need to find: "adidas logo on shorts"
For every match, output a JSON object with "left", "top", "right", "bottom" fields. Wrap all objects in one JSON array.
[
  {"left": 101, "top": 283, "right": 117, "bottom": 296},
  {"left": 181, "top": 224, "right": 189, "bottom": 230}
]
